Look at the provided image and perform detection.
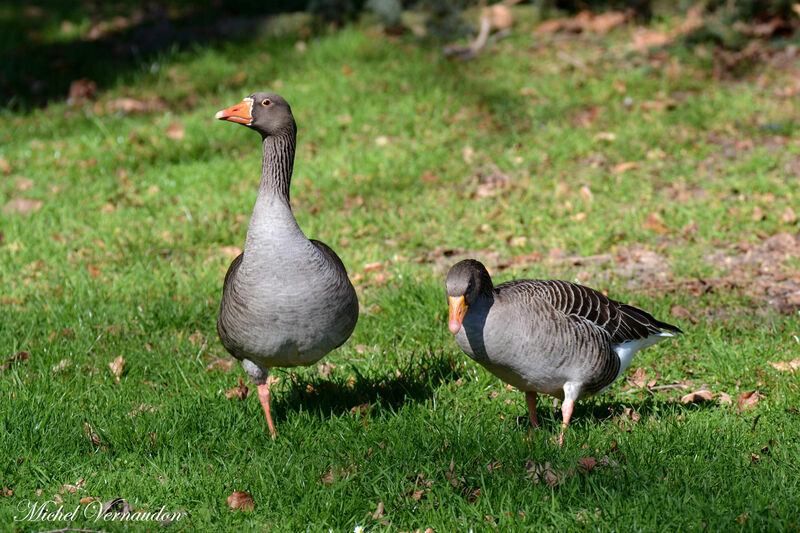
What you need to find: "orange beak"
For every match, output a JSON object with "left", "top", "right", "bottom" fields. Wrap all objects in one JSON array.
[
  {"left": 215, "top": 97, "right": 254, "bottom": 125},
  {"left": 448, "top": 296, "right": 468, "bottom": 335}
]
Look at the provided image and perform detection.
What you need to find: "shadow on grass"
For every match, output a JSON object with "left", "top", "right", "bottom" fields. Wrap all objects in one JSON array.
[
  {"left": 523, "top": 394, "right": 720, "bottom": 432},
  {"left": 271, "top": 350, "right": 463, "bottom": 419},
  {"left": 1, "top": 0, "right": 307, "bottom": 108}
]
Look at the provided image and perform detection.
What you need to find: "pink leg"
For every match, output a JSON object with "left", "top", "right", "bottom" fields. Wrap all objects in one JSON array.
[
  {"left": 558, "top": 397, "right": 575, "bottom": 446},
  {"left": 525, "top": 391, "right": 539, "bottom": 428},
  {"left": 257, "top": 375, "right": 281, "bottom": 439}
]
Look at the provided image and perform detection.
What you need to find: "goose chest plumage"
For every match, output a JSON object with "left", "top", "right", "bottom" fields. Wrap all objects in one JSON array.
[
  {"left": 445, "top": 259, "right": 682, "bottom": 444},
  {"left": 215, "top": 92, "right": 359, "bottom": 438}
]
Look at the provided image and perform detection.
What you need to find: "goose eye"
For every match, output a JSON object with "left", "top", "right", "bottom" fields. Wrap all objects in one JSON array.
[{"left": 262, "top": 99, "right": 271, "bottom": 106}]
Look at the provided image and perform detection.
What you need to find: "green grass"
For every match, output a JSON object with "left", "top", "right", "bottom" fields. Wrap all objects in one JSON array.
[{"left": 3, "top": 6, "right": 800, "bottom": 531}]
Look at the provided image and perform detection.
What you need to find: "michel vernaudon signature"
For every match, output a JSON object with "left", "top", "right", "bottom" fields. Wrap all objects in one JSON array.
[{"left": 14, "top": 499, "right": 185, "bottom": 523}]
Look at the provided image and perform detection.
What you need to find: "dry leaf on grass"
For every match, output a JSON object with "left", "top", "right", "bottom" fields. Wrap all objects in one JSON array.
[
  {"left": 613, "top": 161, "right": 639, "bottom": 173},
  {"left": 187, "top": 331, "right": 205, "bottom": 346},
  {"left": 681, "top": 390, "right": 715, "bottom": 404},
  {"left": 577, "top": 457, "right": 598, "bottom": 473},
  {"left": 102, "top": 498, "right": 132, "bottom": 515},
  {"left": 166, "top": 122, "right": 185, "bottom": 141},
  {"left": 227, "top": 491, "right": 254, "bottom": 511},
  {"left": 52, "top": 359, "right": 71, "bottom": 373},
  {"left": 83, "top": 422, "right": 103, "bottom": 447},
  {"left": 317, "top": 361, "right": 336, "bottom": 378},
  {"left": 3, "top": 198, "right": 42, "bottom": 215},
  {"left": 205, "top": 357, "right": 235, "bottom": 373},
  {"left": 628, "top": 367, "right": 649, "bottom": 388},
  {"left": 125, "top": 403, "right": 157, "bottom": 419},
  {"left": 1, "top": 351, "right": 29, "bottom": 372},
  {"left": 320, "top": 469, "right": 335, "bottom": 485},
  {"left": 670, "top": 304, "right": 697, "bottom": 323},
  {"left": 60, "top": 478, "right": 85, "bottom": 494},
  {"left": 717, "top": 391, "right": 732, "bottom": 405},
  {"left": 737, "top": 391, "right": 762, "bottom": 412},
  {"left": 108, "top": 355, "right": 125, "bottom": 382},
  {"left": 225, "top": 377, "right": 249, "bottom": 399},
  {"left": 372, "top": 501, "right": 386, "bottom": 520},
  {"left": 769, "top": 358, "right": 799, "bottom": 373},
  {"left": 644, "top": 212, "right": 669, "bottom": 234},
  {"left": 68, "top": 78, "right": 97, "bottom": 104}
]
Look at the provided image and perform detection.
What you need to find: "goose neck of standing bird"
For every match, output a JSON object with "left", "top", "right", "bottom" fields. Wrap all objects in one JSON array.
[{"left": 259, "top": 130, "right": 296, "bottom": 205}]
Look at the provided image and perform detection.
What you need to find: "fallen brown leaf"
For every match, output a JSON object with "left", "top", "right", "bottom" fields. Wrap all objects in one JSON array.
[
  {"left": 15, "top": 177, "right": 33, "bottom": 191},
  {"left": 166, "top": 122, "right": 185, "bottom": 141},
  {"left": 227, "top": 491, "right": 254, "bottom": 511},
  {"left": 125, "top": 403, "right": 157, "bottom": 419},
  {"left": 484, "top": 4, "right": 513, "bottom": 31},
  {"left": 2, "top": 486, "right": 13, "bottom": 497},
  {"left": 577, "top": 457, "right": 598, "bottom": 473},
  {"left": 631, "top": 29, "right": 671, "bottom": 50},
  {"left": 737, "top": 391, "right": 762, "bottom": 412},
  {"left": 372, "top": 501, "right": 386, "bottom": 520},
  {"left": 681, "top": 390, "right": 715, "bottom": 404},
  {"left": 68, "top": 78, "right": 97, "bottom": 104},
  {"left": 644, "top": 212, "right": 669, "bottom": 234},
  {"left": 83, "top": 422, "right": 103, "bottom": 447},
  {"left": 79, "top": 496, "right": 100, "bottom": 505},
  {"left": 780, "top": 207, "right": 797, "bottom": 223},
  {"left": 101, "top": 498, "right": 132, "bottom": 515},
  {"left": 1, "top": 351, "right": 29, "bottom": 372},
  {"left": 320, "top": 470, "right": 335, "bottom": 484},
  {"left": 108, "top": 355, "right": 125, "bottom": 382},
  {"left": 613, "top": 161, "right": 639, "bottom": 173},
  {"left": 587, "top": 11, "right": 627, "bottom": 33},
  {"left": 629, "top": 367, "right": 649, "bottom": 388},
  {"left": 670, "top": 304, "right": 696, "bottom": 323},
  {"left": 52, "top": 359, "right": 71, "bottom": 373},
  {"left": 769, "top": 358, "right": 799, "bottom": 373},
  {"left": 205, "top": 357, "right": 235, "bottom": 373},
  {"left": 350, "top": 403, "right": 370, "bottom": 419},
  {"left": 225, "top": 377, "right": 249, "bottom": 399},
  {"left": 60, "top": 478, "right": 85, "bottom": 494},
  {"left": 107, "top": 97, "right": 147, "bottom": 114},
  {"left": 3, "top": 198, "right": 42, "bottom": 215},
  {"left": 317, "top": 361, "right": 336, "bottom": 378}
]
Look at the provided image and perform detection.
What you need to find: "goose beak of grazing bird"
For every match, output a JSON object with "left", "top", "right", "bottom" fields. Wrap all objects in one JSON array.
[
  {"left": 448, "top": 296, "right": 468, "bottom": 335},
  {"left": 215, "top": 97, "right": 254, "bottom": 125}
]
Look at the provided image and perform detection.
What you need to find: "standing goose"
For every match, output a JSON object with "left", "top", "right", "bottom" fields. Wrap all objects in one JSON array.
[
  {"left": 215, "top": 92, "right": 359, "bottom": 438},
  {"left": 446, "top": 259, "right": 681, "bottom": 444}
]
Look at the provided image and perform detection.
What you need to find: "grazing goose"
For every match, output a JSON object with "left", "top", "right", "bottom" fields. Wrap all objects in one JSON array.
[
  {"left": 446, "top": 259, "right": 681, "bottom": 444},
  {"left": 215, "top": 92, "right": 359, "bottom": 438}
]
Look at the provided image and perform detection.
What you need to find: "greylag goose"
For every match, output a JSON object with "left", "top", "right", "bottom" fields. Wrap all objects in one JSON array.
[
  {"left": 215, "top": 92, "right": 359, "bottom": 438},
  {"left": 445, "top": 259, "right": 682, "bottom": 444}
]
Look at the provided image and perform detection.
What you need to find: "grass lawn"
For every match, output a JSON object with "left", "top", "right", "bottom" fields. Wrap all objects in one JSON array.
[{"left": 2, "top": 4, "right": 800, "bottom": 531}]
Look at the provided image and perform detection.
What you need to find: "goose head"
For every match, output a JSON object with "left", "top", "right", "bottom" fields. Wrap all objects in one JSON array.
[
  {"left": 215, "top": 92, "right": 295, "bottom": 137},
  {"left": 445, "top": 259, "right": 493, "bottom": 335}
]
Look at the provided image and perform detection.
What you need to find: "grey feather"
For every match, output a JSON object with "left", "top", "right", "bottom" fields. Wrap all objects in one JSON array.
[
  {"left": 217, "top": 93, "right": 358, "bottom": 386},
  {"left": 446, "top": 259, "right": 681, "bottom": 400}
]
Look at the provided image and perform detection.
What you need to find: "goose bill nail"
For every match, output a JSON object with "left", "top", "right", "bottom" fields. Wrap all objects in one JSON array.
[
  {"left": 448, "top": 296, "right": 468, "bottom": 335},
  {"left": 215, "top": 98, "right": 254, "bottom": 124}
]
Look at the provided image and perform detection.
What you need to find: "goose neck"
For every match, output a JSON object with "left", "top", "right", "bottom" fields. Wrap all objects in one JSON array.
[{"left": 258, "top": 131, "right": 296, "bottom": 204}]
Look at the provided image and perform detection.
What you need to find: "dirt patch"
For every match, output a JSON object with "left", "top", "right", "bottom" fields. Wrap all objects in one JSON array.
[
  {"left": 417, "top": 232, "right": 800, "bottom": 316},
  {"left": 702, "top": 232, "right": 800, "bottom": 314}
]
